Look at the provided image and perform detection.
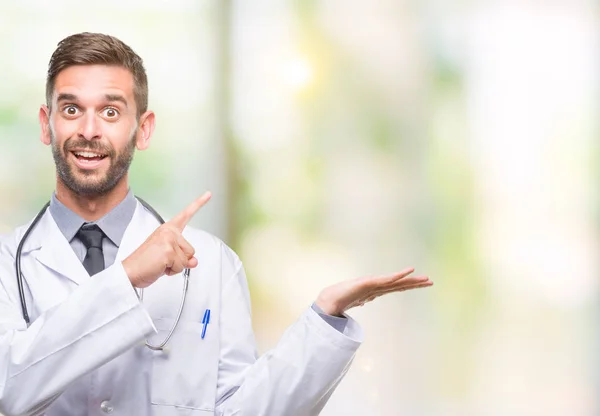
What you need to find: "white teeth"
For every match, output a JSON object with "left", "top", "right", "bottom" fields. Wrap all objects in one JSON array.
[{"left": 74, "top": 151, "right": 105, "bottom": 158}]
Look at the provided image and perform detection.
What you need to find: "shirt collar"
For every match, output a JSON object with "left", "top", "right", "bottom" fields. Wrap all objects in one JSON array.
[{"left": 49, "top": 190, "right": 137, "bottom": 246}]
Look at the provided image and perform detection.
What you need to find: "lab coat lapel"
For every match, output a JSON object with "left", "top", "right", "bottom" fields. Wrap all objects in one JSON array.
[
  {"left": 33, "top": 210, "right": 88, "bottom": 285},
  {"left": 31, "top": 201, "right": 159, "bottom": 286},
  {"left": 115, "top": 201, "right": 161, "bottom": 263}
]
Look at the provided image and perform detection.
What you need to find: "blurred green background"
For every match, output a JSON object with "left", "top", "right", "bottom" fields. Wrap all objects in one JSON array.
[{"left": 0, "top": 1, "right": 598, "bottom": 415}]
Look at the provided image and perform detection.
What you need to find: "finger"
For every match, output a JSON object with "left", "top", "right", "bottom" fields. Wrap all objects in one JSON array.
[
  {"left": 168, "top": 244, "right": 188, "bottom": 275},
  {"left": 360, "top": 268, "right": 417, "bottom": 290},
  {"left": 371, "top": 267, "right": 416, "bottom": 286},
  {"left": 342, "top": 278, "right": 432, "bottom": 311},
  {"left": 371, "top": 281, "right": 433, "bottom": 298},
  {"left": 170, "top": 257, "right": 197, "bottom": 273},
  {"left": 388, "top": 275, "right": 431, "bottom": 288},
  {"left": 375, "top": 277, "right": 432, "bottom": 295},
  {"left": 169, "top": 191, "right": 212, "bottom": 231},
  {"left": 175, "top": 244, "right": 190, "bottom": 273},
  {"left": 350, "top": 280, "right": 433, "bottom": 308},
  {"left": 187, "top": 256, "right": 198, "bottom": 268},
  {"left": 176, "top": 233, "right": 195, "bottom": 259}
]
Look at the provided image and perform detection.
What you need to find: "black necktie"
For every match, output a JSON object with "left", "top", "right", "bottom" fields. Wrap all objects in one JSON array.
[{"left": 77, "top": 224, "right": 105, "bottom": 276}]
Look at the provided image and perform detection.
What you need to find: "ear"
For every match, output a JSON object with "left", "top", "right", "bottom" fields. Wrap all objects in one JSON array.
[
  {"left": 39, "top": 105, "right": 51, "bottom": 146},
  {"left": 136, "top": 111, "right": 155, "bottom": 151}
]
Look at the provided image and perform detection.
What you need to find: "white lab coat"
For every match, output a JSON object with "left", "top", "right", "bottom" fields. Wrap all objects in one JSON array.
[{"left": 0, "top": 201, "right": 363, "bottom": 416}]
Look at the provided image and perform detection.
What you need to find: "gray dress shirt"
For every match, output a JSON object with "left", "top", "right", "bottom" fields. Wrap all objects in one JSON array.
[
  {"left": 49, "top": 190, "right": 347, "bottom": 332},
  {"left": 49, "top": 190, "right": 137, "bottom": 268}
]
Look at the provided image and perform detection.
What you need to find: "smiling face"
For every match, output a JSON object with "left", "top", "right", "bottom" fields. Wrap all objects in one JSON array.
[{"left": 40, "top": 64, "right": 154, "bottom": 197}]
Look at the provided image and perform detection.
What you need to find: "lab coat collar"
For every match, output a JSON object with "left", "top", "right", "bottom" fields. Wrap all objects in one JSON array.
[
  {"left": 32, "top": 208, "right": 89, "bottom": 285},
  {"left": 28, "top": 201, "right": 161, "bottom": 286}
]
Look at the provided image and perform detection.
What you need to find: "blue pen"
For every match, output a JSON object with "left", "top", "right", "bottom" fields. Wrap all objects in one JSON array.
[{"left": 201, "top": 309, "right": 211, "bottom": 339}]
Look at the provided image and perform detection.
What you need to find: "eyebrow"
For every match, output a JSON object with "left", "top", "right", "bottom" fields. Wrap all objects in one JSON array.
[
  {"left": 104, "top": 94, "right": 128, "bottom": 108},
  {"left": 56, "top": 93, "right": 79, "bottom": 103},
  {"left": 55, "top": 93, "right": 128, "bottom": 108}
]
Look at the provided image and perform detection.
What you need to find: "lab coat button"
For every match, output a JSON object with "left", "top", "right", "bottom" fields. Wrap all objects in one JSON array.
[{"left": 100, "top": 401, "right": 114, "bottom": 413}]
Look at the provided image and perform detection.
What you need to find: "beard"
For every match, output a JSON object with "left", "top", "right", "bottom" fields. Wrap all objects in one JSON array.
[{"left": 50, "top": 129, "right": 137, "bottom": 197}]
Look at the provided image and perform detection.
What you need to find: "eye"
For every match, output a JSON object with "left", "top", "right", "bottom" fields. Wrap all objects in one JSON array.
[
  {"left": 102, "top": 107, "right": 120, "bottom": 119},
  {"left": 63, "top": 105, "right": 80, "bottom": 117}
]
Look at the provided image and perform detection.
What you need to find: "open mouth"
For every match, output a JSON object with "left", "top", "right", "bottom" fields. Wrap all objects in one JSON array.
[
  {"left": 70, "top": 150, "right": 109, "bottom": 169},
  {"left": 72, "top": 151, "right": 108, "bottom": 161}
]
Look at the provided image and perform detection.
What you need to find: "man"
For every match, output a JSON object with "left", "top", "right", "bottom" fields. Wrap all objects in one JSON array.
[{"left": 0, "top": 33, "right": 432, "bottom": 416}]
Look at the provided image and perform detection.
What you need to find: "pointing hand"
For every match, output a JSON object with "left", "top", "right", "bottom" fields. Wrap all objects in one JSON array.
[{"left": 122, "top": 192, "right": 211, "bottom": 288}]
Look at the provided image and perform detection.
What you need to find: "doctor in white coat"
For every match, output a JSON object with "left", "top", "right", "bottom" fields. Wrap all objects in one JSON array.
[{"left": 0, "top": 32, "right": 433, "bottom": 416}]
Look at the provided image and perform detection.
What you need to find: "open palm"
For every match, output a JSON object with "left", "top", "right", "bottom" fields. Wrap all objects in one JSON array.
[{"left": 315, "top": 267, "right": 433, "bottom": 316}]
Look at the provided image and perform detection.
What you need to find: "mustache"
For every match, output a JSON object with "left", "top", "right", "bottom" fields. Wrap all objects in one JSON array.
[{"left": 63, "top": 138, "right": 115, "bottom": 157}]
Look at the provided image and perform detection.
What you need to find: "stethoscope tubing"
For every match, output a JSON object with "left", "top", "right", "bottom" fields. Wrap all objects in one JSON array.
[{"left": 15, "top": 197, "right": 189, "bottom": 351}]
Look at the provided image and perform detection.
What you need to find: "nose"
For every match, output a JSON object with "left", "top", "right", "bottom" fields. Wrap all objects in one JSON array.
[{"left": 79, "top": 113, "right": 102, "bottom": 141}]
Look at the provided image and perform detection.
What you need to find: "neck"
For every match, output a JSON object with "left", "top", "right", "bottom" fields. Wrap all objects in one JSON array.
[{"left": 55, "top": 176, "right": 130, "bottom": 221}]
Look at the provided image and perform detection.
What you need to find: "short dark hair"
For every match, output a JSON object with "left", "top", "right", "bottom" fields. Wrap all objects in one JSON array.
[{"left": 46, "top": 32, "right": 148, "bottom": 117}]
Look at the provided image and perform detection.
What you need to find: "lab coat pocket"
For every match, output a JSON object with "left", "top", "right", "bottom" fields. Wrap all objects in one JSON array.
[{"left": 150, "top": 318, "right": 219, "bottom": 412}]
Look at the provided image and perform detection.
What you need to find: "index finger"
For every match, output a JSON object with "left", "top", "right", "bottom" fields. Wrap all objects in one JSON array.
[
  {"left": 169, "top": 191, "right": 212, "bottom": 231},
  {"left": 363, "top": 267, "right": 415, "bottom": 288}
]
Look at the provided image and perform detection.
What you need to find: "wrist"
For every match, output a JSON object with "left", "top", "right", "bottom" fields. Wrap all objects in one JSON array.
[
  {"left": 122, "top": 259, "right": 140, "bottom": 288},
  {"left": 315, "top": 293, "right": 342, "bottom": 317}
]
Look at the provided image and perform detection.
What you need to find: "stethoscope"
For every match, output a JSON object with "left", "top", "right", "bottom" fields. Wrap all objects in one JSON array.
[{"left": 15, "top": 197, "right": 189, "bottom": 351}]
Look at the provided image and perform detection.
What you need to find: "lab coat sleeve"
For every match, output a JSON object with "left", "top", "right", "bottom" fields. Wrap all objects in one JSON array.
[
  {"left": 311, "top": 302, "right": 348, "bottom": 333},
  {"left": 215, "top": 247, "right": 363, "bottom": 416},
  {"left": 0, "top": 256, "right": 156, "bottom": 416}
]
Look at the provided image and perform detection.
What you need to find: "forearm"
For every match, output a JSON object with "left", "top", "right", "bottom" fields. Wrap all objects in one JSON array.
[
  {"left": 0, "top": 263, "right": 155, "bottom": 416},
  {"left": 216, "top": 307, "right": 362, "bottom": 416}
]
